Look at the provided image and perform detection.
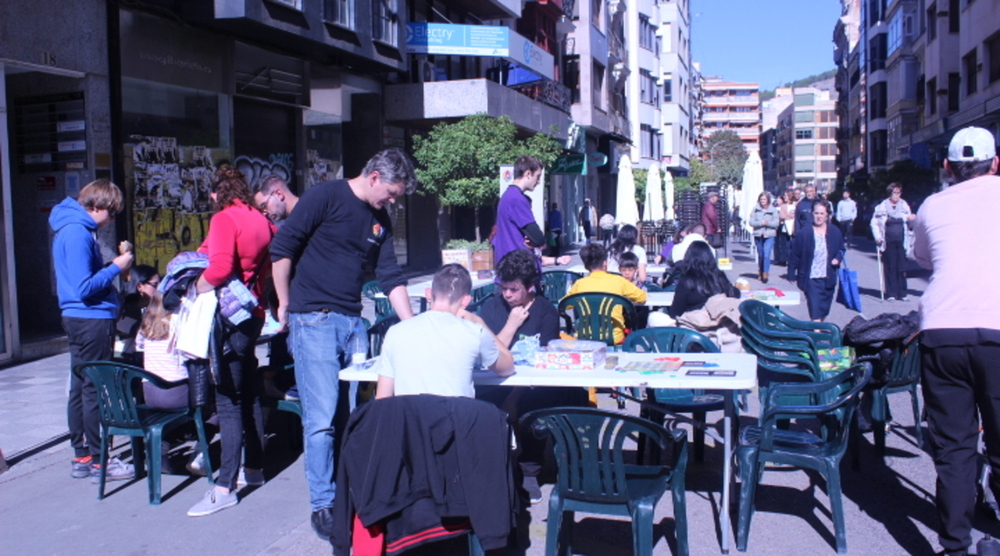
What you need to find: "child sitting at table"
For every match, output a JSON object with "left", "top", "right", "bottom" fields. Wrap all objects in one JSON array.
[
  {"left": 375, "top": 264, "right": 515, "bottom": 399},
  {"left": 618, "top": 251, "right": 645, "bottom": 289},
  {"left": 565, "top": 243, "right": 647, "bottom": 345}
]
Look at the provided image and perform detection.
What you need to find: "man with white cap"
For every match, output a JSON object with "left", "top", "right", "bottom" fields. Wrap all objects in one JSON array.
[{"left": 913, "top": 126, "right": 1000, "bottom": 556}]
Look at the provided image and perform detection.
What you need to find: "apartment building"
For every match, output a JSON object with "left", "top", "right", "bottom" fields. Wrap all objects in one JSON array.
[
  {"left": 699, "top": 77, "right": 762, "bottom": 153},
  {"left": 772, "top": 87, "right": 840, "bottom": 193},
  {"left": 658, "top": 0, "right": 699, "bottom": 177},
  {"left": 836, "top": 0, "right": 1000, "bottom": 185}
]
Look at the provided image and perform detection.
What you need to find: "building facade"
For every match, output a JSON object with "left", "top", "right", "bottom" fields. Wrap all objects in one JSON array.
[
  {"left": 835, "top": 0, "right": 1000, "bottom": 188},
  {"left": 771, "top": 87, "right": 840, "bottom": 193},
  {"left": 658, "top": 0, "right": 699, "bottom": 177},
  {"left": 698, "top": 77, "right": 761, "bottom": 154}
]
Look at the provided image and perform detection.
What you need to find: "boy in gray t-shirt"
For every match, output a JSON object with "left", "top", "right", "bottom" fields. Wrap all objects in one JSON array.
[{"left": 375, "top": 264, "right": 515, "bottom": 398}]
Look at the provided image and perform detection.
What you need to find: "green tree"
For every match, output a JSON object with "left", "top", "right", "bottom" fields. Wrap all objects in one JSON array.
[
  {"left": 674, "top": 158, "right": 713, "bottom": 192},
  {"left": 412, "top": 114, "right": 563, "bottom": 242},
  {"left": 704, "top": 130, "right": 748, "bottom": 190},
  {"left": 633, "top": 168, "right": 648, "bottom": 206}
]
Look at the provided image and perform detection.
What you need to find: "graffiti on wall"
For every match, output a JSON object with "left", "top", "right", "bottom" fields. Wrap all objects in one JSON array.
[
  {"left": 127, "top": 135, "right": 227, "bottom": 274},
  {"left": 233, "top": 154, "right": 293, "bottom": 192}
]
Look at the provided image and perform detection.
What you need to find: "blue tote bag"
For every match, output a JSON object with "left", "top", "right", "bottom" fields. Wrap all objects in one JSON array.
[{"left": 837, "top": 257, "right": 863, "bottom": 312}]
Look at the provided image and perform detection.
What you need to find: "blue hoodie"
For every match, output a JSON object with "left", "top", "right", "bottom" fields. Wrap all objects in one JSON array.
[{"left": 49, "top": 197, "right": 121, "bottom": 319}]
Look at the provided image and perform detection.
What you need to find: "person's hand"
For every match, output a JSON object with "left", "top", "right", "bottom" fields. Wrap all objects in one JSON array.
[
  {"left": 112, "top": 252, "right": 134, "bottom": 271},
  {"left": 907, "top": 214, "right": 916, "bottom": 221},
  {"left": 832, "top": 259, "right": 840, "bottom": 266},
  {"left": 275, "top": 303, "right": 289, "bottom": 331},
  {"left": 507, "top": 301, "right": 532, "bottom": 329},
  {"left": 556, "top": 255, "right": 571, "bottom": 265}
]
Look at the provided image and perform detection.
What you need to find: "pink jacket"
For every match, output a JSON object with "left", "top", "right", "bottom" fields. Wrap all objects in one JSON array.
[{"left": 913, "top": 174, "right": 1000, "bottom": 331}]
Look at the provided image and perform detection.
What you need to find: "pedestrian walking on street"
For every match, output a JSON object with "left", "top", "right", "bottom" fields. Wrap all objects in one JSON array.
[
  {"left": 913, "top": 126, "right": 1000, "bottom": 556},
  {"left": 836, "top": 190, "right": 857, "bottom": 249},
  {"left": 788, "top": 199, "right": 844, "bottom": 322},
  {"left": 749, "top": 192, "right": 779, "bottom": 283},
  {"left": 546, "top": 202, "right": 563, "bottom": 258},
  {"left": 702, "top": 191, "right": 721, "bottom": 247},
  {"left": 774, "top": 189, "right": 796, "bottom": 265},
  {"left": 870, "top": 183, "right": 915, "bottom": 301},
  {"left": 794, "top": 184, "right": 818, "bottom": 236},
  {"left": 579, "top": 198, "right": 598, "bottom": 245}
]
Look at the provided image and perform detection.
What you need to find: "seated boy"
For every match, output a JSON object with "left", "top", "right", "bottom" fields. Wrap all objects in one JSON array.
[
  {"left": 565, "top": 244, "right": 647, "bottom": 344},
  {"left": 375, "top": 264, "right": 515, "bottom": 399},
  {"left": 618, "top": 251, "right": 644, "bottom": 289}
]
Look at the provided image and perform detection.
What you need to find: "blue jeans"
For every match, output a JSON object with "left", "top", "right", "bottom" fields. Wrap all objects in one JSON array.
[
  {"left": 755, "top": 236, "right": 775, "bottom": 274},
  {"left": 290, "top": 310, "right": 368, "bottom": 511}
]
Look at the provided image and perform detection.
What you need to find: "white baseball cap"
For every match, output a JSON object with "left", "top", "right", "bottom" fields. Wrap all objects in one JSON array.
[{"left": 948, "top": 127, "right": 997, "bottom": 162}]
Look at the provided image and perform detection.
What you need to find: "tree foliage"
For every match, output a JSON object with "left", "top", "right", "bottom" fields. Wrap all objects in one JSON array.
[
  {"left": 704, "top": 130, "right": 748, "bottom": 189},
  {"left": 412, "top": 114, "right": 562, "bottom": 209},
  {"left": 843, "top": 160, "right": 938, "bottom": 209}
]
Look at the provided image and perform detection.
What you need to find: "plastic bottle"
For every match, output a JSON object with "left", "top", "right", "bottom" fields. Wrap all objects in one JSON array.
[
  {"left": 349, "top": 322, "right": 367, "bottom": 370},
  {"left": 979, "top": 535, "right": 1000, "bottom": 556}
]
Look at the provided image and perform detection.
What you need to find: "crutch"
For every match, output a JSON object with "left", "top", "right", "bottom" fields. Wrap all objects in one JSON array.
[{"left": 876, "top": 246, "right": 885, "bottom": 300}]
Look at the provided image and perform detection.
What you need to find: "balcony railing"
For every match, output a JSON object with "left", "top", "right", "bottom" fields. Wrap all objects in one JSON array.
[{"left": 509, "top": 79, "right": 573, "bottom": 113}]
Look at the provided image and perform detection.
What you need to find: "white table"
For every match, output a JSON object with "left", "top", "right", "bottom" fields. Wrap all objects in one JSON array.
[
  {"left": 568, "top": 260, "right": 732, "bottom": 274},
  {"left": 341, "top": 351, "right": 757, "bottom": 553},
  {"left": 645, "top": 290, "right": 802, "bottom": 309}
]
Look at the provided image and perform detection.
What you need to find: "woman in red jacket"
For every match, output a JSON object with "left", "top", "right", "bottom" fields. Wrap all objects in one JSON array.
[{"left": 187, "top": 166, "right": 274, "bottom": 517}]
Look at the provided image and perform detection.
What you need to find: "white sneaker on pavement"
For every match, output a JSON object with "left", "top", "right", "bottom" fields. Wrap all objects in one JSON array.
[{"left": 187, "top": 488, "right": 238, "bottom": 517}]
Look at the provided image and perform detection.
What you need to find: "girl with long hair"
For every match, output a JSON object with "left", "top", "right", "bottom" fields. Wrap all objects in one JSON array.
[
  {"left": 607, "top": 223, "right": 647, "bottom": 283},
  {"left": 667, "top": 241, "right": 740, "bottom": 319}
]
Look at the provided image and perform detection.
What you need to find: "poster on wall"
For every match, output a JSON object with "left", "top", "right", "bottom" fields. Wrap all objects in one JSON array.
[{"left": 126, "top": 134, "right": 228, "bottom": 274}]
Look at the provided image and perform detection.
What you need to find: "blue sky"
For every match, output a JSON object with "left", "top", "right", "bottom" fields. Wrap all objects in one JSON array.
[{"left": 691, "top": 0, "right": 843, "bottom": 90}]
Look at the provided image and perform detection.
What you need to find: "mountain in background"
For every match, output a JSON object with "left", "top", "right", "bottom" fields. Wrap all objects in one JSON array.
[{"left": 759, "top": 69, "right": 837, "bottom": 101}]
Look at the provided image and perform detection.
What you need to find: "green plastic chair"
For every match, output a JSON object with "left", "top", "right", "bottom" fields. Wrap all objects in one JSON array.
[
  {"left": 622, "top": 327, "right": 724, "bottom": 461},
  {"left": 740, "top": 299, "right": 842, "bottom": 349},
  {"left": 467, "top": 283, "right": 497, "bottom": 314},
  {"left": 870, "top": 337, "right": 922, "bottom": 455},
  {"left": 73, "top": 361, "right": 214, "bottom": 505},
  {"left": 367, "top": 314, "right": 400, "bottom": 358},
  {"left": 557, "top": 292, "right": 637, "bottom": 347},
  {"left": 362, "top": 280, "right": 394, "bottom": 318},
  {"left": 541, "top": 270, "right": 583, "bottom": 301},
  {"left": 736, "top": 363, "right": 872, "bottom": 554},
  {"left": 521, "top": 407, "right": 689, "bottom": 556}
]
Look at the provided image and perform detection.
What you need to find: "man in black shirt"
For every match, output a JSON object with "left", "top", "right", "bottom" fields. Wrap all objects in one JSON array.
[
  {"left": 270, "top": 149, "right": 417, "bottom": 541},
  {"left": 794, "top": 184, "right": 818, "bottom": 235}
]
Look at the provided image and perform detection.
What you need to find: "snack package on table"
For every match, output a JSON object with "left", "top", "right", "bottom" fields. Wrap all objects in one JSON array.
[{"left": 535, "top": 339, "right": 607, "bottom": 370}]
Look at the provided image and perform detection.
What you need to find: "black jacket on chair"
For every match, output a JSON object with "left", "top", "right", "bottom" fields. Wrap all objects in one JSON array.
[{"left": 331, "top": 395, "right": 515, "bottom": 555}]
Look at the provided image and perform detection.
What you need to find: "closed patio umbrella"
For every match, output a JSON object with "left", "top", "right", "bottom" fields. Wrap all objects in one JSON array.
[
  {"left": 664, "top": 169, "right": 675, "bottom": 221},
  {"left": 740, "top": 150, "right": 764, "bottom": 235},
  {"left": 616, "top": 154, "right": 639, "bottom": 226},
  {"left": 644, "top": 162, "right": 665, "bottom": 222}
]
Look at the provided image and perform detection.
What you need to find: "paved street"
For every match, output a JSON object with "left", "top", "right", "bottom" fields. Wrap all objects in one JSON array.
[{"left": 3, "top": 235, "right": 997, "bottom": 555}]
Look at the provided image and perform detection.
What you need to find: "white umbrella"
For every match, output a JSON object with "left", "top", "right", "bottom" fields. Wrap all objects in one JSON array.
[
  {"left": 663, "top": 169, "right": 675, "bottom": 221},
  {"left": 644, "top": 162, "right": 665, "bottom": 222},
  {"left": 740, "top": 150, "right": 764, "bottom": 235},
  {"left": 616, "top": 154, "right": 639, "bottom": 226}
]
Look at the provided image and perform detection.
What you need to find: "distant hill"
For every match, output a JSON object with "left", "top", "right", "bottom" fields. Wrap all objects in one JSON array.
[{"left": 760, "top": 69, "right": 837, "bottom": 101}]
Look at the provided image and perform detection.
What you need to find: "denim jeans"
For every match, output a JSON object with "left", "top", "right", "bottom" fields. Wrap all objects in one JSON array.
[
  {"left": 755, "top": 236, "right": 775, "bottom": 274},
  {"left": 290, "top": 310, "right": 368, "bottom": 511}
]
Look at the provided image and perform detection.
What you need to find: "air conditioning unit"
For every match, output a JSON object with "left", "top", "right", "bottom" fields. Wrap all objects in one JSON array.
[{"left": 416, "top": 59, "right": 436, "bottom": 83}]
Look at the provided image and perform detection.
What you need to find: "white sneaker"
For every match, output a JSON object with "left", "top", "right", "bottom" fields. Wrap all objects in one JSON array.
[
  {"left": 236, "top": 467, "right": 265, "bottom": 487},
  {"left": 187, "top": 488, "right": 238, "bottom": 517}
]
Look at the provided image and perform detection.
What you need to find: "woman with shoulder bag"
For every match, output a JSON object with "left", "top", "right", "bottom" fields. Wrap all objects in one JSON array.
[{"left": 186, "top": 166, "right": 274, "bottom": 517}]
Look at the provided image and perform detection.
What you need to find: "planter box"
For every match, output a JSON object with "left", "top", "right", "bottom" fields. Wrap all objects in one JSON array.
[
  {"left": 471, "top": 249, "right": 494, "bottom": 271},
  {"left": 441, "top": 249, "right": 472, "bottom": 269}
]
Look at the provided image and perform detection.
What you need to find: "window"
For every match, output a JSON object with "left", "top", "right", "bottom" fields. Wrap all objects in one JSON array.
[
  {"left": 324, "top": 0, "right": 354, "bottom": 28},
  {"left": 963, "top": 49, "right": 978, "bottom": 95},
  {"left": 869, "top": 82, "right": 887, "bottom": 119},
  {"left": 593, "top": 61, "right": 605, "bottom": 110},
  {"left": 794, "top": 93, "right": 815, "bottom": 106},
  {"left": 949, "top": 0, "right": 960, "bottom": 33},
  {"left": 927, "top": 2, "right": 937, "bottom": 41},
  {"left": 988, "top": 32, "right": 1000, "bottom": 84},
  {"left": 819, "top": 127, "right": 837, "bottom": 139},
  {"left": 795, "top": 160, "right": 814, "bottom": 173},
  {"left": 927, "top": 76, "right": 938, "bottom": 115},
  {"left": 795, "top": 111, "right": 815, "bottom": 123},
  {"left": 820, "top": 143, "right": 838, "bottom": 156},
  {"left": 795, "top": 129, "right": 814, "bottom": 140},
  {"left": 640, "top": 125, "right": 660, "bottom": 160},
  {"left": 869, "top": 33, "right": 887, "bottom": 72},
  {"left": 565, "top": 56, "right": 581, "bottom": 103},
  {"left": 870, "top": 130, "right": 888, "bottom": 166},
  {"left": 795, "top": 144, "right": 815, "bottom": 157},
  {"left": 639, "top": 15, "right": 656, "bottom": 51},
  {"left": 948, "top": 72, "right": 961, "bottom": 110},
  {"left": 663, "top": 79, "right": 672, "bottom": 102},
  {"left": 640, "top": 70, "right": 658, "bottom": 105},
  {"left": 372, "top": 0, "right": 398, "bottom": 45}
]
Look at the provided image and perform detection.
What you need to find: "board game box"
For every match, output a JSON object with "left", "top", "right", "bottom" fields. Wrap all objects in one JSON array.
[{"left": 535, "top": 339, "right": 607, "bottom": 370}]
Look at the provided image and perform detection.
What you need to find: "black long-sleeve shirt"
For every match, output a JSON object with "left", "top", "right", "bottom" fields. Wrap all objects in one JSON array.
[{"left": 270, "top": 179, "right": 406, "bottom": 316}]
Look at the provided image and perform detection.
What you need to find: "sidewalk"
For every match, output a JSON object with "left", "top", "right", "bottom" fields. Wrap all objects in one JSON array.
[{"left": 0, "top": 238, "right": 978, "bottom": 555}]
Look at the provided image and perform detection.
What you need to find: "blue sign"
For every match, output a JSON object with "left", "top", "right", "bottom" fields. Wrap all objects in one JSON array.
[{"left": 406, "top": 23, "right": 508, "bottom": 56}]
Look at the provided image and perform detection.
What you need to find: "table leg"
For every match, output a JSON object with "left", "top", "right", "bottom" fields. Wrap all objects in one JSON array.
[{"left": 721, "top": 393, "right": 734, "bottom": 554}]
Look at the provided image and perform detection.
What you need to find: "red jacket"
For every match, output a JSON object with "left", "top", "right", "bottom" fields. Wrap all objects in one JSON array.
[{"left": 702, "top": 200, "right": 719, "bottom": 235}]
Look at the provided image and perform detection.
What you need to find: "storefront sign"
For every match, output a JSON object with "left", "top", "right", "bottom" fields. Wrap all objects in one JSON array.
[
  {"left": 552, "top": 154, "right": 587, "bottom": 175},
  {"left": 405, "top": 23, "right": 554, "bottom": 80}
]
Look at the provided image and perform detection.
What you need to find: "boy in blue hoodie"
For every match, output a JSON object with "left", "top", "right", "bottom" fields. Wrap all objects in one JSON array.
[{"left": 50, "top": 179, "right": 135, "bottom": 481}]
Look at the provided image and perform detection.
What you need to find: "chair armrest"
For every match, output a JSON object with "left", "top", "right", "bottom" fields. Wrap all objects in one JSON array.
[{"left": 778, "top": 316, "right": 842, "bottom": 345}]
